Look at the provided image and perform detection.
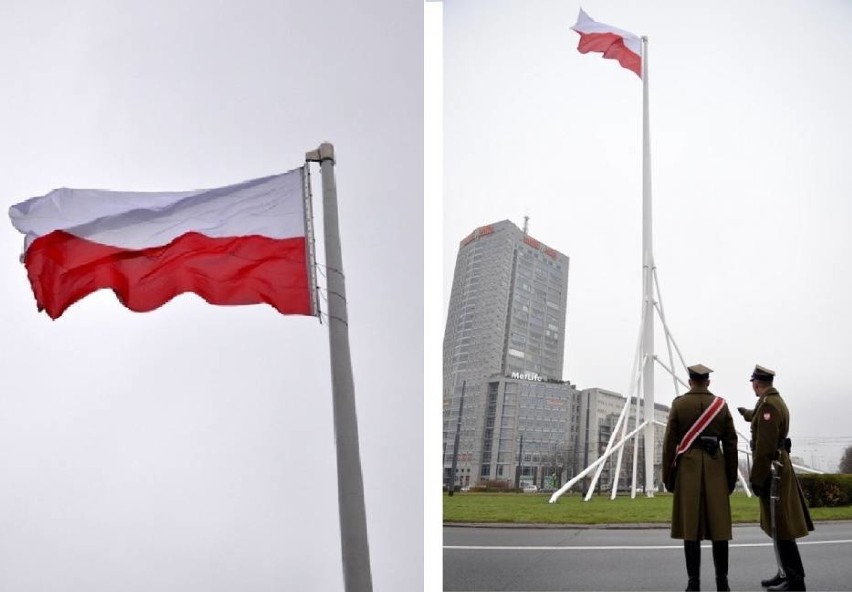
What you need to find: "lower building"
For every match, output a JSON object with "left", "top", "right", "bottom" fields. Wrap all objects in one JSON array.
[
  {"left": 576, "top": 388, "right": 670, "bottom": 493},
  {"left": 444, "top": 373, "right": 580, "bottom": 490},
  {"left": 445, "top": 380, "right": 670, "bottom": 492}
]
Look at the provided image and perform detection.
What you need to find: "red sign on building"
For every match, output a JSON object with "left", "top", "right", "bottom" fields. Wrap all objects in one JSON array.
[{"left": 523, "top": 236, "right": 541, "bottom": 250}]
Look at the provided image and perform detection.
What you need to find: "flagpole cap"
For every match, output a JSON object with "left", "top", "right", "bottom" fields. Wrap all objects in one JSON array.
[{"left": 306, "top": 142, "right": 335, "bottom": 164}]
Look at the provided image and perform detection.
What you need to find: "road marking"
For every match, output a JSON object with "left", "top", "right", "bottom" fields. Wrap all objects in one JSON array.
[{"left": 444, "top": 539, "right": 852, "bottom": 551}]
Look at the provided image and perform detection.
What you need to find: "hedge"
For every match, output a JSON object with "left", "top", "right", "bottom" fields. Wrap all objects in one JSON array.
[{"left": 797, "top": 474, "right": 852, "bottom": 507}]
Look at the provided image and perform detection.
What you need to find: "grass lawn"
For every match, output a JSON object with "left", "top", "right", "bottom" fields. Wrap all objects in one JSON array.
[{"left": 443, "top": 492, "right": 852, "bottom": 525}]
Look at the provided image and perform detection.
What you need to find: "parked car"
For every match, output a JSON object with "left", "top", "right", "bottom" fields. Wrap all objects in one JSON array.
[{"left": 522, "top": 484, "right": 538, "bottom": 493}]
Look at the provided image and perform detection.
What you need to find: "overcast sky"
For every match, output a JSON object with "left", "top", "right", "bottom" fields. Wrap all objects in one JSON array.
[
  {"left": 438, "top": 0, "right": 852, "bottom": 474},
  {"left": 0, "top": 1, "right": 422, "bottom": 591}
]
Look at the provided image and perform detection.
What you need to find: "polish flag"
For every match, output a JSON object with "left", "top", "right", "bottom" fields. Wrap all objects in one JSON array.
[
  {"left": 8, "top": 168, "right": 316, "bottom": 319},
  {"left": 570, "top": 9, "right": 642, "bottom": 77}
]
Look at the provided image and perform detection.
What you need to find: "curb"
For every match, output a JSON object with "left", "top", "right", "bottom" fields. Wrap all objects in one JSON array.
[
  {"left": 443, "top": 519, "right": 852, "bottom": 530},
  {"left": 444, "top": 522, "right": 669, "bottom": 529}
]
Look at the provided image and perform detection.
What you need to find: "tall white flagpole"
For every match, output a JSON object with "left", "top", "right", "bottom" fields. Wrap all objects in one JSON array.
[
  {"left": 306, "top": 142, "right": 373, "bottom": 592},
  {"left": 640, "top": 36, "right": 656, "bottom": 497}
]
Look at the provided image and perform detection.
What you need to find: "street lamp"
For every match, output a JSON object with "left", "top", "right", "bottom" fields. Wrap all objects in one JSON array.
[{"left": 515, "top": 433, "right": 525, "bottom": 490}]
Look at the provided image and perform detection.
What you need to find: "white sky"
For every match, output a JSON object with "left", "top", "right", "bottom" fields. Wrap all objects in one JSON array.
[
  {"left": 0, "top": 1, "right": 422, "bottom": 591},
  {"left": 439, "top": 0, "right": 852, "bottom": 474},
  {"left": 424, "top": 4, "right": 442, "bottom": 591}
]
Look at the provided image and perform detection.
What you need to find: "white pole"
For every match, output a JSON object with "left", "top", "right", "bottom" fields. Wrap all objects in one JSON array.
[
  {"left": 610, "top": 327, "right": 646, "bottom": 500},
  {"left": 549, "top": 420, "right": 649, "bottom": 503},
  {"left": 640, "top": 35, "right": 656, "bottom": 497},
  {"left": 653, "top": 356, "right": 689, "bottom": 390},
  {"left": 306, "top": 142, "right": 373, "bottom": 592},
  {"left": 611, "top": 375, "right": 642, "bottom": 500},
  {"left": 631, "top": 360, "right": 644, "bottom": 497},
  {"left": 584, "top": 396, "right": 632, "bottom": 500},
  {"left": 652, "top": 266, "right": 681, "bottom": 397}
]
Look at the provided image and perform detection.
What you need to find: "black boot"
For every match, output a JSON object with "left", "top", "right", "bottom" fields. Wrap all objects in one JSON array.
[
  {"left": 761, "top": 571, "right": 785, "bottom": 588},
  {"left": 767, "top": 579, "right": 805, "bottom": 592},
  {"left": 684, "top": 540, "right": 701, "bottom": 591},
  {"left": 712, "top": 541, "right": 729, "bottom": 591},
  {"left": 772, "top": 540, "right": 806, "bottom": 591}
]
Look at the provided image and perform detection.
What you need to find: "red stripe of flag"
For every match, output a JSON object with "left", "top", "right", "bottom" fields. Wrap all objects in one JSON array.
[
  {"left": 575, "top": 32, "right": 641, "bottom": 77},
  {"left": 25, "top": 230, "right": 312, "bottom": 319}
]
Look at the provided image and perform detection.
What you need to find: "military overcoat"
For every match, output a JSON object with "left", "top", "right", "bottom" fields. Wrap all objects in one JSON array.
[
  {"left": 662, "top": 386, "right": 738, "bottom": 540},
  {"left": 749, "top": 388, "right": 814, "bottom": 540}
]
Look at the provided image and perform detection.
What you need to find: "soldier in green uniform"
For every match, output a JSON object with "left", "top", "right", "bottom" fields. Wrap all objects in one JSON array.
[
  {"left": 663, "top": 364, "right": 738, "bottom": 592},
  {"left": 745, "top": 365, "right": 813, "bottom": 591}
]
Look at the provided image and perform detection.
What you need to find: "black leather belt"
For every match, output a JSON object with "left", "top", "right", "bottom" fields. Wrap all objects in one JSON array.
[{"left": 691, "top": 436, "right": 720, "bottom": 456}]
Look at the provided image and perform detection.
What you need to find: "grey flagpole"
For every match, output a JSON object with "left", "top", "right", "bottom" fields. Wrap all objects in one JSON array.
[{"left": 306, "top": 142, "right": 373, "bottom": 592}]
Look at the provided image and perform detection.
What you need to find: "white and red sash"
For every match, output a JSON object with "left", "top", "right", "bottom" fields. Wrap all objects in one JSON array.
[{"left": 673, "top": 396, "right": 726, "bottom": 462}]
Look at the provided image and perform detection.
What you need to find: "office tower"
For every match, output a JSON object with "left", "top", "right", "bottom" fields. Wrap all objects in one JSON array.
[{"left": 443, "top": 220, "right": 576, "bottom": 488}]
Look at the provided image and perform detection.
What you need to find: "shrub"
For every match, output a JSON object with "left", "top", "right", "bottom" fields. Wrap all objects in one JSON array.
[
  {"left": 466, "top": 479, "right": 520, "bottom": 493},
  {"left": 797, "top": 474, "right": 852, "bottom": 507}
]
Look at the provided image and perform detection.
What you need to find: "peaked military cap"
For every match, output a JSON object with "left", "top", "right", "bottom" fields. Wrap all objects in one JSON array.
[
  {"left": 750, "top": 364, "right": 775, "bottom": 382},
  {"left": 687, "top": 364, "right": 713, "bottom": 381}
]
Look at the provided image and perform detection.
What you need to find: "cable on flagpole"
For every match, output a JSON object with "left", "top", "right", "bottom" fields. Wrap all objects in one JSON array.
[
  {"left": 315, "top": 262, "right": 346, "bottom": 281},
  {"left": 317, "top": 306, "right": 349, "bottom": 327},
  {"left": 303, "top": 162, "right": 321, "bottom": 321}
]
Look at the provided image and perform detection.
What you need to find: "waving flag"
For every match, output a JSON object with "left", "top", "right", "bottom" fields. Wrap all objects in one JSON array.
[
  {"left": 570, "top": 8, "right": 641, "bottom": 77},
  {"left": 8, "top": 168, "right": 316, "bottom": 319}
]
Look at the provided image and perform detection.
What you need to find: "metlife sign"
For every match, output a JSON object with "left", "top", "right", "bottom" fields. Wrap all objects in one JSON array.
[{"left": 510, "top": 371, "right": 547, "bottom": 382}]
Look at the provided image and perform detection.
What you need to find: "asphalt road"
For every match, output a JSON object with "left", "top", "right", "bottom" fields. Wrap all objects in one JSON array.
[{"left": 444, "top": 521, "right": 852, "bottom": 591}]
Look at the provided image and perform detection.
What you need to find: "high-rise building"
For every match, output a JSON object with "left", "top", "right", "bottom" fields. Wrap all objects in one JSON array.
[
  {"left": 443, "top": 220, "right": 577, "bottom": 488},
  {"left": 444, "top": 220, "right": 569, "bottom": 385},
  {"left": 442, "top": 219, "right": 670, "bottom": 492}
]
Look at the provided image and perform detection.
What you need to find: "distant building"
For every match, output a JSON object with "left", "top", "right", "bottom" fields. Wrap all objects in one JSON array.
[
  {"left": 442, "top": 219, "right": 669, "bottom": 491},
  {"left": 443, "top": 220, "right": 572, "bottom": 488},
  {"left": 474, "top": 374, "right": 580, "bottom": 489},
  {"left": 576, "top": 388, "right": 669, "bottom": 492}
]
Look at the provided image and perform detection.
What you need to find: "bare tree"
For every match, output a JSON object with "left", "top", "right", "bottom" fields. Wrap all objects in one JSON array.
[
  {"left": 541, "top": 442, "right": 575, "bottom": 489},
  {"left": 839, "top": 445, "right": 852, "bottom": 474}
]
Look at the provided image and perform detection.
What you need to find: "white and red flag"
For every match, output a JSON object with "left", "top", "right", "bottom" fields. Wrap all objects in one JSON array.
[
  {"left": 570, "top": 8, "right": 641, "bottom": 77},
  {"left": 8, "top": 168, "right": 316, "bottom": 319}
]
